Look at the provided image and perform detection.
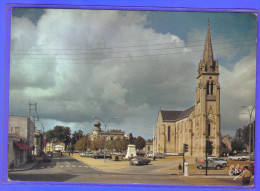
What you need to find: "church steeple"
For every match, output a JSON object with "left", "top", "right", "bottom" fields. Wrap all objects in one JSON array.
[
  {"left": 203, "top": 20, "right": 214, "bottom": 63},
  {"left": 197, "top": 20, "right": 219, "bottom": 78}
]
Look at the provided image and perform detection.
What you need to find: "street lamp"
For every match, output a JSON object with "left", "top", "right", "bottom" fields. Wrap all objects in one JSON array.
[
  {"left": 92, "top": 116, "right": 118, "bottom": 163},
  {"left": 241, "top": 105, "right": 255, "bottom": 164}
]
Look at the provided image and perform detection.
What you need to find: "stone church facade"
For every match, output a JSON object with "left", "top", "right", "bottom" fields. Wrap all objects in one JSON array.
[{"left": 155, "top": 23, "right": 221, "bottom": 157}]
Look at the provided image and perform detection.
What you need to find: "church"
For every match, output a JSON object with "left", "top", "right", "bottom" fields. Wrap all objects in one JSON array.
[{"left": 155, "top": 22, "right": 221, "bottom": 157}]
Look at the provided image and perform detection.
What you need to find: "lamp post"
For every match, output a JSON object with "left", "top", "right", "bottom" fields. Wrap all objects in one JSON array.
[
  {"left": 241, "top": 105, "right": 255, "bottom": 164},
  {"left": 92, "top": 116, "right": 118, "bottom": 163}
]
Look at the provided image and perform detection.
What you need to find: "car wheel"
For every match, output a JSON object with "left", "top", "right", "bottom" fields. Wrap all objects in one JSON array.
[
  {"left": 198, "top": 165, "right": 203, "bottom": 170},
  {"left": 216, "top": 165, "right": 221, "bottom": 170}
]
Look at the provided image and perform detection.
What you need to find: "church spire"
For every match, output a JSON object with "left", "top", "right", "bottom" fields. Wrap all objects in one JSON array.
[
  {"left": 203, "top": 20, "right": 214, "bottom": 63},
  {"left": 197, "top": 20, "right": 219, "bottom": 77}
]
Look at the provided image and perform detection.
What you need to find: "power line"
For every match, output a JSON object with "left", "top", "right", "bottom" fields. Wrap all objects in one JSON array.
[
  {"left": 10, "top": 42, "right": 255, "bottom": 63},
  {"left": 10, "top": 38, "right": 256, "bottom": 56}
]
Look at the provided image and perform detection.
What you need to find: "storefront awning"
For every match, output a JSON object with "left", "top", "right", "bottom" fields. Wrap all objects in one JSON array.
[{"left": 14, "top": 142, "right": 32, "bottom": 150}]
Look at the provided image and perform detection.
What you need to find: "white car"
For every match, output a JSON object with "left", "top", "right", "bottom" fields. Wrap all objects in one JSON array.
[
  {"left": 80, "top": 152, "right": 94, "bottom": 157},
  {"left": 211, "top": 158, "right": 227, "bottom": 167},
  {"left": 228, "top": 154, "right": 248, "bottom": 161},
  {"left": 165, "top": 152, "right": 179, "bottom": 156}
]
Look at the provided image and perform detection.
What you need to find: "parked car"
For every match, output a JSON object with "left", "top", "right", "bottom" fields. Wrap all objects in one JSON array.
[
  {"left": 43, "top": 154, "right": 52, "bottom": 162},
  {"left": 147, "top": 152, "right": 166, "bottom": 158},
  {"left": 207, "top": 156, "right": 217, "bottom": 159},
  {"left": 229, "top": 162, "right": 254, "bottom": 176},
  {"left": 130, "top": 157, "right": 151, "bottom": 165},
  {"left": 165, "top": 152, "right": 179, "bottom": 156},
  {"left": 196, "top": 158, "right": 224, "bottom": 170},
  {"left": 211, "top": 158, "right": 227, "bottom": 167},
  {"left": 228, "top": 154, "right": 249, "bottom": 161},
  {"left": 80, "top": 152, "right": 94, "bottom": 157},
  {"left": 93, "top": 153, "right": 111, "bottom": 159}
]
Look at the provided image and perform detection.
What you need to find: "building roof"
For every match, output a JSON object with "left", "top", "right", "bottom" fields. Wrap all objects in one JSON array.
[
  {"left": 203, "top": 21, "right": 214, "bottom": 63},
  {"left": 161, "top": 110, "right": 183, "bottom": 122},
  {"left": 177, "top": 106, "right": 195, "bottom": 120},
  {"left": 161, "top": 105, "right": 195, "bottom": 122}
]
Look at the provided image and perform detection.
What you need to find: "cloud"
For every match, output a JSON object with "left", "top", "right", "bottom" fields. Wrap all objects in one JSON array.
[
  {"left": 10, "top": 9, "right": 256, "bottom": 138},
  {"left": 220, "top": 52, "right": 256, "bottom": 134}
]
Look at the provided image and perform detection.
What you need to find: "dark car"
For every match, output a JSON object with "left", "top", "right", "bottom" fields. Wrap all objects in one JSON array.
[
  {"left": 130, "top": 157, "right": 151, "bottom": 165},
  {"left": 93, "top": 153, "right": 111, "bottom": 159},
  {"left": 43, "top": 154, "right": 52, "bottom": 162}
]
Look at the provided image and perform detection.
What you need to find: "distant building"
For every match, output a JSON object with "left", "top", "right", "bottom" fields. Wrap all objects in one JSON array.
[
  {"left": 8, "top": 116, "right": 35, "bottom": 166},
  {"left": 89, "top": 121, "right": 127, "bottom": 141},
  {"left": 144, "top": 142, "right": 153, "bottom": 153},
  {"left": 33, "top": 130, "right": 43, "bottom": 156},
  {"left": 155, "top": 22, "right": 221, "bottom": 157},
  {"left": 221, "top": 135, "right": 232, "bottom": 155},
  {"left": 45, "top": 140, "right": 65, "bottom": 152}
]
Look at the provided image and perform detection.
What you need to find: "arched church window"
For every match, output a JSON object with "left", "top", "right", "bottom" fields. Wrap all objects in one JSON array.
[
  {"left": 211, "top": 81, "right": 214, "bottom": 95},
  {"left": 206, "top": 82, "right": 210, "bottom": 95},
  {"left": 208, "top": 124, "right": 211, "bottom": 136},
  {"left": 168, "top": 126, "right": 171, "bottom": 141}
]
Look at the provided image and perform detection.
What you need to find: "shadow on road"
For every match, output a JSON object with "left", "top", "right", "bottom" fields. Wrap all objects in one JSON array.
[{"left": 8, "top": 173, "right": 78, "bottom": 182}]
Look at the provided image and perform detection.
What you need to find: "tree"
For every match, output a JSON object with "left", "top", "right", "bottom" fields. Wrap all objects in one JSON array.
[
  {"left": 235, "top": 128, "right": 242, "bottom": 141},
  {"left": 45, "top": 129, "right": 55, "bottom": 142},
  {"left": 106, "top": 140, "right": 115, "bottom": 151},
  {"left": 74, "top": 136, "right": 90, "bottom": 151},
  {"left": 119, "top": 137, "right": 128, "bottom": 151},
  {"left": 114, "top": 138, "right": 122, "bottom": 151},
  {"left": 71, "top": 130, "right": 83, "bottom": 145},
  {"left": 67, "top": 144, "right": 75, "bottom": 151},
  {"left": 52, "top": 125, "right": 71, "bottom": 149},
  {"left": 231, "top": 139, "right": 246, "bottom": 153},
  {"left": 135, "top": 136, "right": 146, "bottom": 151},
  {"left": 108, "top": 129, "right": 124, "bottom": 133},
  {"left": 90, "top": 137, "right": 104, "bottom": 151}
]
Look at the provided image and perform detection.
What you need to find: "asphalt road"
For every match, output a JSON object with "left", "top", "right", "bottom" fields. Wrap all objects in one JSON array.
[{"left": 8, "top": 153, "right": 254, "bottom": 186}]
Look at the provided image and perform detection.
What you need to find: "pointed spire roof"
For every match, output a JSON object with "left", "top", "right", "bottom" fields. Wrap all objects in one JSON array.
[{"left": 203, "top": 20, "right": 214, "bottom": 63}]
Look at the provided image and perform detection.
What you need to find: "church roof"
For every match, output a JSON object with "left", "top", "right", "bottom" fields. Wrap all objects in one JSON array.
[
  {"left": 177, "top": 105, "right": 195, "bottom": 120},
  {"left": 161, "top": 110, "right": 183, "bottom": 122},
  {"left": 161, "top": 105, "right": 195, "bottom": 122}
]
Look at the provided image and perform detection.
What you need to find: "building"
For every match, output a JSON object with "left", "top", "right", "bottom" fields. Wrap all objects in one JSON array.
[
  {"left": 8, "top": 116, "right": 35, "bottom": 165},
  {"left": 33, "top": 130, "right": 43, "bottom": 157},
  {"left": 155, "top": 22, "right": 221, "bottom": 157},
  {"left": 143, "top": 142, "right": 153, "bottom": 153},
  {"left": 45, "top": 140, "right": 65, "bottom": 152},
  {"left": 221, "top": 135, "right": 232, "bottom": 155},
  {"left": 89, "top": 121, "right": 127, "bottom": 141}
]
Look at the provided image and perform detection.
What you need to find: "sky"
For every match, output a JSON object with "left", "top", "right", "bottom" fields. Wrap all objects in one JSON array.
[{"left": 9, "top": 8, "right": 257, "bottom": 139}]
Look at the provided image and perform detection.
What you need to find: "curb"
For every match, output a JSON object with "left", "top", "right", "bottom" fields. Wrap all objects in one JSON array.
[{"left": 8, "top": 160, "right": 41, "bottom": 172}]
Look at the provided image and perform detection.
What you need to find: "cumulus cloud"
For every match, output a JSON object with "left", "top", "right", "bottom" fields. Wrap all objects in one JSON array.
[{"left": 9, "top": 9, "right": 256, "bottom": 138}]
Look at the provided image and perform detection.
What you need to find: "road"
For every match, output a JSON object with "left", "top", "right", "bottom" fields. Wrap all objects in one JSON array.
[{"left": 8, "top": 153, "right": 253, "bottom": 186}]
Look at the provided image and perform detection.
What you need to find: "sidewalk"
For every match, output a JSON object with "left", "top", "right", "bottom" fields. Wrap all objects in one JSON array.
[{"left": 8, "top": 158, "right": 41, "bottom": 172}]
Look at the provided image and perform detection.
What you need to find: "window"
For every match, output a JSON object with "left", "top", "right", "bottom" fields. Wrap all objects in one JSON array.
[
  {"left": 168, "top": 126, "right": 171, "bottom": 141},
  {"left": 211, "top": 81, "right": 214, "bottom": 95},
  {"left": 208, "top": 124, "right": 211, "bottom": 136},
  {"left": 15, "top": 127, "right": 20, "bottom": 135},
  {"left": 206, "top": 82, "right": 209, "bottom": 95}
]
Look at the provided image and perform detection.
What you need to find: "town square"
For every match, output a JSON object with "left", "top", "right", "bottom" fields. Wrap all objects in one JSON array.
[{"left": 7, "top": 9, "right": 256, "bottom": 186}]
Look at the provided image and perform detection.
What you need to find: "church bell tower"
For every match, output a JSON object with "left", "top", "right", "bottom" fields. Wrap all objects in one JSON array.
[{"left": 195, "top": 21, "right": 221, "bottom": 157}]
